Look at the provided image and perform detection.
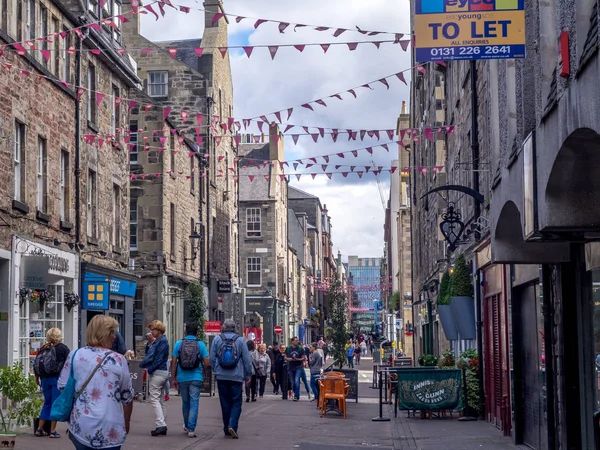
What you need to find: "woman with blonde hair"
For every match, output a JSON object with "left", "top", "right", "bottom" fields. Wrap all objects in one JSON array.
[
  {"left": 140, "top": 320, "right": 170, "bottom": 436},
  {"left": 254, "top": 344, "right": 271, "bottom": 399},
  {"left": 58, "top": 315, "right": 133, "bottom": 449},
  {"left": 34, "top": 327, "right": 70, "bottom": 438}
]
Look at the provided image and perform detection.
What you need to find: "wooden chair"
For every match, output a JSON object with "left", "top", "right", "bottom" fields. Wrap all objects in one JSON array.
[
  {"left": 317, "top": 372, "right": 345, "bottom": 410},
  {"left": 320, "top": 378, "right": 349, "bottom": 418}
]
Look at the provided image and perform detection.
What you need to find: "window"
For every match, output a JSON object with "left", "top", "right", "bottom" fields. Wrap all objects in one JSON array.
[
  {"left": 129, "top": 120, "right": 138, "bottom": 162},
  {"left": 246, "top": 208, "right": 261, "bottom": 237},
  {"left": 133, "top": 287, "right": 144, "bottom": 339},
  {"left": 52, "top": 17, "right": 59, "bottom": 75},
  {"left": 113, "top": 0, "right": 122, "bottom": 42},
  {"left": 148, "top": 71, "right": 168, "bottom": 97},
  {"left": 129, "top": 197, "right": 138, "bottom": 250},
  {"left": 199, "top": 223, "right": 205, "bottom": 278},
  {"left": 87, "top": 169, "right": 97, "bottom": 238},
  {"left": 88, "top": 0, "right": 98, "bottom": 15},
  {"left": 62, "top": 27, "right": 71, "bottom": 83},
  {"left": 27, "top": 0, "right": 35, "bottom": 41},
  {"left": 113, "top": 184, "right": 121, "bottom": 248},
  {"left": 60, "top": 150, "right": 69, "bottom": 220},
  {"left": 14, "top": 121, "right": 25, "bottom": 202},
  {"left": 111, "top": 85, "right": 120, "bottom": 134},
  {"left": 39, "top": 6, "right": 48, "bottom": 65},
  {"left": 170, "top": 203, "right": 176, "bottom": 260},
  {"left": 190, "top": 158, "right": 195, "bottom": 194},
  {"left": 37, "top": 137, "right": 47, "bottom": 212},
  {"left": 247, "top": 257, "right": 261, "bottom": 286},
  {"left": 87, "top": 64, "right": 97, "bottom": 124},
  {"left": 1, "top": 0, "right": 7, "bottom": 31},
  {"left": 16, "top": 0, "right": 23, "bottom": 41}
]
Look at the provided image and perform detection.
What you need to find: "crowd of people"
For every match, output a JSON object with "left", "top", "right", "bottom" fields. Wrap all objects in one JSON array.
[{"left": 31, "top": 316, "right": 368, "bottom": 448}]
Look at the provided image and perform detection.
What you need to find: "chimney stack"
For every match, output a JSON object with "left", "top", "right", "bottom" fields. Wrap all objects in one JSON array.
[{"left": 401, "top": 101, "right": 407, "bottom": 115}]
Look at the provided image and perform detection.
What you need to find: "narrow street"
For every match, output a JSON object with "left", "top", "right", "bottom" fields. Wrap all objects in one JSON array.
[{"left": 17, "top": 357, "right": 514, "bottom": 450}]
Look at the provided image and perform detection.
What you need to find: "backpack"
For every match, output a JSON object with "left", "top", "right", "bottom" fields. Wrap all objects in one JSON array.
[
  {"left": 217, "top": 333, "right": 241, "bottom": 368},
  {"left": 34, "top": 344, "right": 59, "bottom": 377},
  {"left": 178, "top": 339, "right": 201, "bottom": 370}
]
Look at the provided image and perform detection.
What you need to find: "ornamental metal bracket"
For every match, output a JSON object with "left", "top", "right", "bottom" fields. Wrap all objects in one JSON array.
[{"left": 440, "top": 203, "right": 464, "bottom": 252}]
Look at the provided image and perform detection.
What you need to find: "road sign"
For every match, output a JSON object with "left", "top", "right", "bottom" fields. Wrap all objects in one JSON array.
[
  {"left": 274, "top": 325, "right": 283, "bottom": 335},
  {"left": 205, "top": 320, "right": 222, "bottom": 335},
  {"left": 413, "top": 0, "right": 525, "bottom": 62}
]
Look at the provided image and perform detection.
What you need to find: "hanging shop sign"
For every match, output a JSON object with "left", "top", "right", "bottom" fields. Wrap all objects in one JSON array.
[
  {"left": 413, "top": 0, "right": 525, "bottom": 61},
  {"left": 82, "top": 278, "right": 110, "bottom": 310},
  {"left": 20, "top": 256, "right": 49, "bottom": 290},
  {"left": 217, "top": 279, "right": 232, "bottom": 293}
]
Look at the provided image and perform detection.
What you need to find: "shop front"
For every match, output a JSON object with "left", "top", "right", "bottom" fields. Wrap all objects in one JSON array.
[
  {"left": 81, "top": 264, "right": 137, "bottom": 351},
  {"left": 246, "top": 296, "right": 289, "bottom": 346},
  {"left": 10, "top": 237, "right": 78, "bottom": 372}
]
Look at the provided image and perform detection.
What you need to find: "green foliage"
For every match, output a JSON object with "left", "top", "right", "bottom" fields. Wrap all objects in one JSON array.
[
  {"left": 0, "top": 362, "right": 43, "bottom": 434},
  {"left": 437, "top": 272, "right": 451, "bottom": 305},
  {"left": 188, "top": 282, "right": 207, "bottom": 342},
  {"left": 458, "top": 348, "right": 480, "bottom": 414},
  {"left": 390, "top": 291, "right": 401, "bottom": 310},
  {"left": 418, "top": 354, "right": 439, "bottom": 366},
  {"left": 450, "top": 254, "right": 473, "bottom": 297},
  {"left": 439, "top": 348, "right": 456, "bottom": 369},
  {"left": 327, "top": 278, "right": 349, "bottom": 369}
]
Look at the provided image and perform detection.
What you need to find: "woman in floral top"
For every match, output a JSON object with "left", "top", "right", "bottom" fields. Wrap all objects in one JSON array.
[{"left": 58, "top": 315, "right": 133, "bottom": 450}]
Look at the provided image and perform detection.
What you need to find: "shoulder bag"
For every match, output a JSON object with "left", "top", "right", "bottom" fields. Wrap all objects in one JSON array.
[{"left": 51, "top": 350, "right": 111, "bottom": 422}]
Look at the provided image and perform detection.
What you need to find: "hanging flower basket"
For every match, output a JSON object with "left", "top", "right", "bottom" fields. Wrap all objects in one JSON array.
[
  {"left": 64, "top": 292, "right": 80, "bottom": 312},
  {"left": 30, "top": 289, "right": 54, "bottom": 309}
]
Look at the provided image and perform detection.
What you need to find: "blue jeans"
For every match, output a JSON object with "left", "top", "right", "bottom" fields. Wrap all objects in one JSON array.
[
  {"left": 299, "top": 368, "right": 310, "bottom": 394},
  {"left": 310, "top": 373, "right": 320, "bottom": 399},
  {"left": 290, "top": 367, "right": 303, "bottom": 399},
  {"left": 40, "top": 376, "right": 59, "bottom": 421},
  {"left": 217, "top": 380, "right": 243, "bottom": 433},
  {"left": 69, "top": 432, "right": 121, "bottom": 450},
  {"left": 347, "top": 356, "right": 354, "bottom": 368},
  {"left": 179, "top": 380, "right": 202, "bottom": 432}
]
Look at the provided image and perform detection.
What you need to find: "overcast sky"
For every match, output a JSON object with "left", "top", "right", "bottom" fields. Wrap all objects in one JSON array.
[{"left": 141, "top": 0, "right": 412, "bottom": 259}]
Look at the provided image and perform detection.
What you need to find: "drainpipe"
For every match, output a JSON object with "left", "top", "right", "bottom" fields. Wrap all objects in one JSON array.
[
  {"left": 74, "top": 32, "right": 83, "bottom": 347},
  {"left": 206, "top": 95, "right": 213, "bottom": 307}
]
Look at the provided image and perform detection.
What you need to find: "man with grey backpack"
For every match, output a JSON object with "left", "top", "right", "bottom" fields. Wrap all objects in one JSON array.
[
  {"left": 209, "top": 319, "right": 253, "bottom": 439},
  {"left": 170, "top": 323, "right": 209, "bottom": 438}
]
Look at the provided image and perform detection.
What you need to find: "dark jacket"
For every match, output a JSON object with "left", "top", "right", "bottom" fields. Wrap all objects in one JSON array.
[
  {"left": 111, "top": 331, "right": 127, "bottom": 355},
  {"left": 140, "top": 334, "right": 169, "bottom": 375}
]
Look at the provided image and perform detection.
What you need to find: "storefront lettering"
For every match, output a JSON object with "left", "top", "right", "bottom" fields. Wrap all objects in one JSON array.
[{"left": 48, "top": 254, "right": 69, "bottom": 272}]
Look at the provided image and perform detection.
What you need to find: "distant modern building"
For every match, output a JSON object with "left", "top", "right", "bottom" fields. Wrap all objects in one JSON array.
[{"left": 347, "top": 256, "right": 383, "bottom": 336}]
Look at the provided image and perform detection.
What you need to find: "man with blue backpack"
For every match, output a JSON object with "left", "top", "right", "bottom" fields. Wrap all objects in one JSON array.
[
  {"left": 170, "top": 323, "right": 210, "bottom": 438},
  {"left": 209, "top": 318, "right": 253, "bottom": 439}
]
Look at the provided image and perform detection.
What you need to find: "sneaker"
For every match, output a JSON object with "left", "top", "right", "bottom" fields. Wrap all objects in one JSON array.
[
  {"left": 293, "top": 397, "right": 299, "bottom": 402},
  {"left": 188, "top": 431, "right": 197, "bottom": 438},
  {"left": 228, "top": 427, "right": 238, "bottom": 439},
  {"left": 184, "top": 427, "right": 190, "bottom": 433},
  {"left": 164, "top": 395, "right": 170, "bottom": 401},
  {"left": 307, "top": 393, "right": 312, "bottom": 400}
]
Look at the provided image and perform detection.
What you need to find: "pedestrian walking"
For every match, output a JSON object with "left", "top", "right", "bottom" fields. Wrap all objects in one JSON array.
[
  {"left": 308, "top": 343, "right": 322, "bottom": 403},
  {"left": 58, "top": 315, "right": 133, "bottom": 449},
  {"left": 254, "top": 344, "right": 271, "bottom": 398},
  {"left": 170, "top": 323, "right": 209, "bottom": 438},
  {"left": 284, "top": 336, "right": 307, "bottom": 401},
  {"left": 346, "top": 340, "right": 355, "bottom": 368},
  {"left": 274, "top": 344, "right": 287, "bottom": 397},
  {"left": 140, "top": 320, "right": 170, "bottom": 436},
  {"left": 360, "top": 340, "right": 367, "bottom": 358},
  {"left": 245, "top": 340, "right": 258, "bottom": 402},
  {"left": 34, "top": 328, "right": 70, "bottom": 438},
  {"left": 209, "top": 318, "right": 253, "bottom": 439},
  {"left": 266, "top": 342, "right": 280, "bottom": 394},
  {"left": 354, "top": 344, "right": 362, "bottom": 366}
]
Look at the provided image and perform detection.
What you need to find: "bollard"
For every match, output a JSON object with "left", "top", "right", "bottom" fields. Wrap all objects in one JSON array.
[
  {"left": 372, "top": 369, "right": 390, "bottom": 422},
  {"left": 371, "top": 364, "right": 379, "bottom": 389}
]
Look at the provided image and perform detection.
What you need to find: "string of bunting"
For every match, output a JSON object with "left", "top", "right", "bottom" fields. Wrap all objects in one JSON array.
[
  {"left": 2, "top": 39, "right": 409, "bottom": 62},
  {"left": 0, "top": 56, "right": 423, "bottom": 132},
  {"left": 129, "top": 164, "right": 446, "bottom": 182}
]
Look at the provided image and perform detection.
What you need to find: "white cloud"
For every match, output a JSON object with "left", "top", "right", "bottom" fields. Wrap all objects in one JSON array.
[{"left": 141, "top": 0, "right": 412, "bottom": 256}]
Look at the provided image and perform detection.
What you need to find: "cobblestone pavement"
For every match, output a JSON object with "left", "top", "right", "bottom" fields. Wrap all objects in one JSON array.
[{"left": 15, "top": 357, "right": 517, "bottom": 450}]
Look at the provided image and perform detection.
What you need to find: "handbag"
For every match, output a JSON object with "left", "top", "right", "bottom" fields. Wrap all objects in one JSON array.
[{"left": 50, "top": 350, "right": 111, "bottom": 422}]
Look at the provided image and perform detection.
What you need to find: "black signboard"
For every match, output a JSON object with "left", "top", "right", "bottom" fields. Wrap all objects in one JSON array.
[{"left": 217, "top": 279, "right": 232, "bottom": 293}]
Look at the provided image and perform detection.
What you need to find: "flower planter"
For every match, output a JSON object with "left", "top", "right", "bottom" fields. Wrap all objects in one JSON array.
[
  {"left": 437, "top": 305, "right": 458, "bottom": 340},
  {"left": 0, "top": 433, "right": 16, "bottom": 448}
]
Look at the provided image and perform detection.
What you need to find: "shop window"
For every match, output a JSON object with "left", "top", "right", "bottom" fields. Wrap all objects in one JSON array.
[{"left": 19, "top": 284, "right": 65, "bottom": 373}]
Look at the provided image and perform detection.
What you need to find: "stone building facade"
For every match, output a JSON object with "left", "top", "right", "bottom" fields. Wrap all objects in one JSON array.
[
  {"left": 238, "top": 125, "right": 290, "bottom": 345},
  {"left": 0, "top": 0, "right": 139, "bottom": 368},
  {"left": 122, "top": 0, "right": 238, "bottom": 329}
]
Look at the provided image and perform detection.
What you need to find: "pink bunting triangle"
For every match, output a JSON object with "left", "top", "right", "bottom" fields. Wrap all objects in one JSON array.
[
  {"left": 287, "top": 108, "right": 294, "bottom": 120},
  {"left": 264, "top": 175, "right": 270, "bottom": 181},
  {"left": 284, "top": 124, "right": 294, "bottom": 133},
  {"left": 311, "top": 134, "right": 319, "bottom": 143},
  {"left": 279, "top": 22, "right": 290, "bottom": 33},
  {"left": 446, "top": 125, "right": 455, "bottom": 135},
  {"left": 342, "top": 172, "right": 348, "bottom": 178},
  {"left": 268, "top": 46, "right": 279, "bottom": 60},
  {"left": 144, "top": 4, "right": 159, "bottom": 20},
  {"left": 95, "top": 92, "right": 104, "bottom": 106},
  {"left": 323, "top": 155, "right": 329, "bottom": 163},
  {"left": 292, "top": 135, "right": 300, "bottom": 145},
  {"left": 321, "top": 44, "right": 330, "bottom": 53},
  {"left": 40, "top": 49, "right": 51, "bottom": 61},
  {"left": 128, "top": 100, "right": 138, "bottom": 111},
  {"left": 360, "top": 130, "right": 366, "bottom": 141},
  {"left": 255, "top": 19, "right": 268, "bottom": 28},
  {"left": 332, "top": 130, "right": 339, "bottom": 143},
  {"left": 235, "top": 16, "right": 245, "bottom": 23},
  {"left": 347, "top": 43, "right": 359, "bottom": 51},
  {"left": 390, "top": 167, "right": 398, "bottom": 174},
  {"left": 334, "top": 28, "right": 346, "bottom": 37},
  {"left": 357, "top": 171, "right": 363, "bottom": 178},
  {"left": 168, "top": 48, "right": 177, "bottom": 59},
  {"left": 379, "top": 78, "right": 390, "bottom": 89},
  {"left": 77, "top": 87, "right": 87, "bottom": 100},
  {"left": 315, "top": 27, "right": 329, "bottom": 32},
  {"left": 218, "top": 47, "right": 227, "bottom": 58},
  {"left": 366, "top": 147, "right": 373, "bottom": 154},
  {"left": 234, "top": 135, "right": 241, "bottom": 146},
  {"left": 243, "top": 46, "right": 253, "bottom": 58},
  {"left": 326, "top": 173, "right": 332, "bottom": 179},
  {"left": 396, "top": 72, "right": 407, "bottom": 85},
  {"left": 337, "top": 153, "right": 345, "bottom": 158},
  {"left": 416, "top": 65, "right": 426, "bottom": 74},
  {"left": 194, "top": 48, "right": 204, "bottom": 57},
  {"left": 315, "top": 99, "right": 327, "bottom": 107},
  {"left": 275, "top": 111, "right": 282, "bottom": 123},
  {"left": 295, "top": 174, "right": 302, "bottom": 181},
  {"left": 181, "top": 110, "right": 188, "bottom": 121},
  {"left": 211, "top": 12, "right": 224, "bottom": 26},
  {"left": 373, "top": 41, "right": 381, "bottom": 49},
  {"left": 248, "top": 175, "right": 255, "bottom": 182},
  {"left": 425, "top": 128, "right": 434, "bottom": 142},
  {"left": 348, "top": 89, "right": 357, "bottom": 98},
  {"left": 350, "top": 166, "right": 356, "bottom": 171},
  {"left": 12, "top": 43, "right": 26, "bottom": 55},
  {"left": 257, "top": 122, "right": 264, "bottom": 133},
  {"left": 294, "top": 45, "right": 306, "bottom": 52},
  {"left": 196, "top": 136, "right": 204, "bottom": 146},
  {"left": 301, "top": 103, "right": 314, "bottom": 111},
  {"left": 399, "top": 40, "right": 410, "bottom": 51},
  {"left": 311, "top": 173, "right": 317, "bottom": 179},
  {"left": 382, "top": 144, "right": 389, "bottom": 152}
]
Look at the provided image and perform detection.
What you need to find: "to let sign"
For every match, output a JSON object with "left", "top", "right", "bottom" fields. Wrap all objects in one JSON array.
[
  {"left": 274, "top": 325, "right": 283, "bottom": 335},
  {"left": 414, "top": 0, "right": 525, "bottom": 61},
  {"left": 205, "top": 320, "right": 222, "bottom": 334}
]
